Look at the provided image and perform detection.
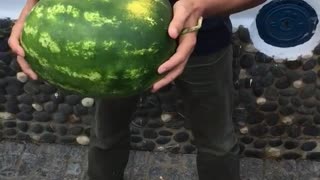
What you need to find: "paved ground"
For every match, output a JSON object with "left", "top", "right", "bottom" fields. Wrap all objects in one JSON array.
[{"left": 1, "top": 140, "right": 320, "bottom": 180}]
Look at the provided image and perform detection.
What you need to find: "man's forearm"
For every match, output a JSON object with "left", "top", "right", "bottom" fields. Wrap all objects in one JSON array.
[
  {"left": 195, "top": 0, "right": 266, "bottom": 17},
  {"left": 15, "top": 0, "right": 39, "bottom": 24}
]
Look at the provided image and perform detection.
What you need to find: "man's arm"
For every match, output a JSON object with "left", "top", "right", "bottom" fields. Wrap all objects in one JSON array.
[
  {"left": 194, "top": 0, "right": 266, "bottom": 17},
  {"left": 152, "top": 0, "right": 266, "bottom": 92},
  {"left": 15, "top": 0, "right": 39, "bottom": 24},
  {"left": 10, "top": 0, "right": 39, "bottom": 55},
  {"left": 8, "top": 0, "right": 39, "bottom": 80}
]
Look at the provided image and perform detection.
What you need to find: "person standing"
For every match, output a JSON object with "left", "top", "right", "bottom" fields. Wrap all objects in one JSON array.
[{"left": 9, "top": 0, "right": 266, "bottom": 179}]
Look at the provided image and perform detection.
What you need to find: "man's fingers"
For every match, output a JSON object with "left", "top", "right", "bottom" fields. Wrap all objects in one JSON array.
[
  {"left": 158, "top": 34, "right": 196, "bottom": 74},
  {"left": 152, "top": 62, "right": 187, "bottom": 92},
  {"left": 168, "top": 2, "right": 192, "bottom": 39},
  {"left": 17, "top": 55, "right": 37, "bottom": 80}
]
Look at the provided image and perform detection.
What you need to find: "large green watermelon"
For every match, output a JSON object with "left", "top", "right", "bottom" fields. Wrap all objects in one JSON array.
[{"left": 21, "top": 0, "right": 176, "bottom": 97}]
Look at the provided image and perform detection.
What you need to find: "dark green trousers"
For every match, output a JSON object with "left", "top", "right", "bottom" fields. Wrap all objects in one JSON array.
[{"left": 87, "top": 45, "right": 240, "bottom": 180}]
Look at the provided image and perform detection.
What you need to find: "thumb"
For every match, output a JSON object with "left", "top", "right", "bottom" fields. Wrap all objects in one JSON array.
[{"left": 168, "top": 2, "right": 191, "bottom": 39}]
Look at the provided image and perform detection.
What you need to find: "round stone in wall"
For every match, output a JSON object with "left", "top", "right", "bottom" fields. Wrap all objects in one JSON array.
[
  {"left": 292, "top": 80, "right": 304, "bottom": 89},
  {"left": 131, "top": 136, "right": 143, "bottom": 143},
  {"left": 300, "top": 85, "right": 316, "bottom": 99},
  {"left": 275, "top": 77, "right": 291, "bottom": 89},
  {"left": 270, "top": 64, "right": 286, "bottom": 78},
  {"left": 141, "top": 140, "right": 156, "bottom": 151},
  {"left": 59, "top": 136, "right": 76, "bottom": 144},
  {"left": 32, "top": 103, "right": 43, "bottom": 111},
  {"left": 158, "top": 130, "right": 173, "bottom": 136},
  {"left": 303, "top": 59, "right": 317, "bottom": 71},
  {"left": 58, "top": 103, "right": 73, "bottom": 115},
  {"left": 279, "top": 88, "right": 298, "bottom": 96},
  {"left": 16, "top": 72, "right": 28, "bottom": 83},
  {"left": 285, "top": 61, "right": 302, "bottom": 70},
  {"left": 183, "top": 145, "right": 196, "bottom": 154},
  {"left": 253, "top": 139, "right": 267, "bottom": 149},
  {"left": 30, "top": 123, "right": 44, "bottom": 134},
  {"left": 156, "top": 137, "right": 171, "bottom": 145},
  {"left": 238, "top": 25, "right": 252, "bottom": 43},
  {"left": 65, "top": 95, "right": 82, "bottom": 105},
  {"left": 303, "top": 125, "right": 320, "bottom": 136},
  {"left": 3, "top": 128, "right": 17, "bottom": 136},
  {"left": 33, "top": 94, "right": 50, "bottom": 103},
  {"left": 69, "top": 126, "right": 84, "bottom": 136},
  {"left": 256, "top": 97, "right": 266, "bottom": 105},
  {"left": 18, "top": 104, "right": 33, "bottom": 113},
  {"left": 143, "top": 129, "right": 158, "bottom": 139},
  {"left": 284, "top": 140, "right": 299, "bottom": 150},
  {"left": 51, "top": 92, "right": 64, "bottom": 104},
  {"left": 264, "top": 113, "right": 280, "bottom": 126},
  {"left": 43, "top": 102, "right": 57, "bottom": 113},
  {"left": 0, "top": 112, "right": 15, "bottom": 120},
  {"left": 264, "top": 87, "right": 279, "bottom": 101},
  {"left": 76, "top": 135, "right": 90, "bottom": 145},
  {"left": 173, "top": 132, "right": 189, "bottom": 143},
  {"left": 286, "top": 70, "right": 302, "bottom": 83},
  {"left": 259, "top": 102, "right": 278, "bottom": 112},
  {"left": 81, "top": 97, "right": 95, "bottom": 107},
  {"left": 39, "top": 83, "right": 57, "bottom": 94},
  {"left": 306, "top": 152, "right": 320, "bottom": 161},
  {"left": 301, "top": 141, "right": 317, "bottom": 151},
  {"left": 40, "top": 133, "right": 57, "bottom": 143},
  {"left": 16, "top": 112, "right": 33, "bottom": 121},
  {"left": 302, "top": 71, "right": 317, "bottom": 84},
  {"left": 5, "top": 101, "right": 19, "bottom": 113},
  {"left": 240, "top": 136, "right": 254, "bottom": 144},
  {"left": 265, "top": 147, "right": 281, "bottom": 158},
  {"left": 73, "top": 104, "right": 88, "bottom": 116},
  {"left": 3, "top": 121, "right": 16, "bottom": 128},
  {"left": 240, "top": 54, "right": 255, "bottom": 69},
  {"left": 23, "top": 81, "right": 41, "bottom": 95},
  {"left": 269, "top": 139, "right": 283, "bottom": 147},
  {"left": 240, "top": 126, "right": 249, "bottom": 134},
  {"left": 278, "top": 97, "right": 289, "bottom": 106},
  {"left": 52, "top": 112, "right": 67, "bottom": 124},
  {"left": 33, "top": 111, "right": 50, "bottom": 122},
  {"left": 17, "top": 122, "right": 29, "bottom": 132},
  {"left": 270, "top": 125, "right": 286, "bottom": 136},
  {"left": 161, "top": 113, "right": 173, "bottom": 123},
  {"left": 17, "top": 94, "right": 33, "bottom": 104}
]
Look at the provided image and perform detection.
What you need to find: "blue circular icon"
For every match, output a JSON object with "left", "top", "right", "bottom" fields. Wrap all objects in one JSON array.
[{"left": 256, "top": 0, "right": 318, "bottom": 47}]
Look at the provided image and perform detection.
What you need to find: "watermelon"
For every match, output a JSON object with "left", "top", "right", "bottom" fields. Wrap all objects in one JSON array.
[{"left": 21, "top": 0, "right": 176, "bottom": 97}]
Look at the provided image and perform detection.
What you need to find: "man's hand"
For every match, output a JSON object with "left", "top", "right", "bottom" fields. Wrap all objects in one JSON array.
[
  {"left": 151, "top": 0, "right": 266, "bottom": 92},
  {"left": 8, "top": 22, "right": 38, "bottom": 80},
  {"left": 151, "top": 0, "right": 202, "bottom": 92}
]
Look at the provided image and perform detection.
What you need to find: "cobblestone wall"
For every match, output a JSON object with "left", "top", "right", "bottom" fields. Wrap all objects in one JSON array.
[{"left": 1, "top": 19, "right": 320, "bottom": 160}]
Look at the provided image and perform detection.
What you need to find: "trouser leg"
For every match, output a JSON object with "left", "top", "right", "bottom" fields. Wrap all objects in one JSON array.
[
  {"left": 87, "top": 95, "right": 139, "bottom": 180},
  {"left": 175, "top": 45, "right": 240, "bottom": 180}
]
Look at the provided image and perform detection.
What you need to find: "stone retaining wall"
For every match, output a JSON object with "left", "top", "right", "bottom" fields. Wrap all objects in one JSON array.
[{"left": 1, "top": 19, "right": 320, "bottom": 160}]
